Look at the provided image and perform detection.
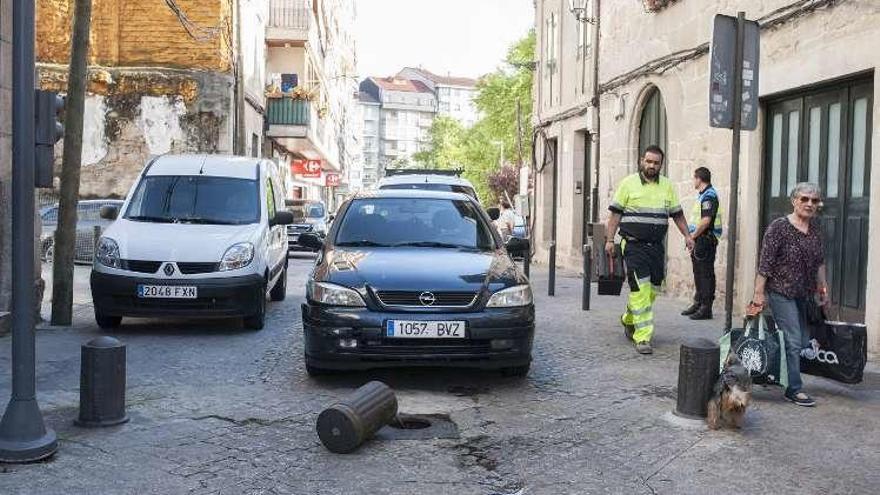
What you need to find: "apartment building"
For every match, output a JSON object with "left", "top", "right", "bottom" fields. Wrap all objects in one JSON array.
[{"left": 398, "top": 67, "right": 480, "bottom": 127}]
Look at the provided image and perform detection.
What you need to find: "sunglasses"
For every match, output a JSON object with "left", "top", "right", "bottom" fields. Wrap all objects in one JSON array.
[{"left": 797, "top": 196, "right": 822, "bottom": 204}]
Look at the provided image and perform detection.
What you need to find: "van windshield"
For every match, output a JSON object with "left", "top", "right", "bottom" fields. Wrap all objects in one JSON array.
[{"left": 125, "top": 176, "right": 259, "bottom": 225}]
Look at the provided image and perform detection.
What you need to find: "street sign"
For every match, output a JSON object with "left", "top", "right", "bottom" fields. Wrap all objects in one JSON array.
[
  {"left": 709, "top": 14, "right": 760, "bottom": 130},
  {"left": 325, "top": 173, "right": 340, "bottom": 187},
  {"left": 291, "top": 159, "right": 322, "bottom": 178}
]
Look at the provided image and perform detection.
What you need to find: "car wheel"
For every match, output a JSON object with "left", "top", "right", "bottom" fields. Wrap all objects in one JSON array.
[
  {"left": 243, "top": 285, "right": 267, "bottom": 330},
  {"left": 95, "top": 311, "right": 122, "bottom": 330},
  {"left": 501, "top": 363, "right": 530, "bottom": 378},
  {"left": 269, "top": 264, "right": 287, "bottom": 302},
  {"left": 43, "top": 242, "right": 54, "bottom": 264}
]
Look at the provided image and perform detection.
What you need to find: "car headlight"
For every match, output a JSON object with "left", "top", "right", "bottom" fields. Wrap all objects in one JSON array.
[
  {"left": 219, "top": 242, "right": 254, "bottom": 271},
  {"left": 96, "top": 237, "right": 121, "bottom": 268},
  {"left": 307, "top": 280, "right": 366, "bottom": 307},
  {"left": 486, "top": 284, "right": 533, "bottom": 307}
]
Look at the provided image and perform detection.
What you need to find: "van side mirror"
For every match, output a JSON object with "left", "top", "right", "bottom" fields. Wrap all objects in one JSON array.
[
  {"left": 299, "top": 233, "right": 324, "bottom": 250},
  {"left": 99, "top": 205, "right": 119, "bottom": 220},
  {"left": 271, "top": 210, "right": 294, "bottom": 226},
  {"left": 505, "top": 236, "right": 529, "bottom": 255}
]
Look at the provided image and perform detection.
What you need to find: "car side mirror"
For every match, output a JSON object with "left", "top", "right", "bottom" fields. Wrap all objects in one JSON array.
[
  {"left": 299, "top": 232, "right": 324, "bottom": 250},
  {"left": 271, "top": 210, "right": 294, "bottom": 226},
  {"left": 505, "top": 236, "right": 529, "bottom": 255},
  {"left": 99, "top": 205, "right": 119, "bottom": 220}
]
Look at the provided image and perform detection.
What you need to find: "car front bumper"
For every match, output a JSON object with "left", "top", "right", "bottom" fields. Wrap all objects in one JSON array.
[
  {"left": 90, "top": 270, "right": 264, "bottom": 319},
  {"left": 301, "top": 303, "right": 534, "bottom": 370}
]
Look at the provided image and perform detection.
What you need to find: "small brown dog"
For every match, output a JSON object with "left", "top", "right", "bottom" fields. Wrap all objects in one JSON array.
[{"left": 707, "top": 352, "right": 752, "bottom": 430}]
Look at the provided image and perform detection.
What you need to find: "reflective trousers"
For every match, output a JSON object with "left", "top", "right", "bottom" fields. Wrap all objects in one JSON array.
[{"left": 621, "top": 240, "right": 665, "bottom": 344}]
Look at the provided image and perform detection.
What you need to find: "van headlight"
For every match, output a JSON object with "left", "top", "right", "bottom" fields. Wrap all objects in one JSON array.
[
  {"left": 219, "top": 242, "right": 254, "bottom": 271},
  {"left": 307, "top": 280, "right": 366, "bottom": 307},
  {"left": 486, "top": 285, "right": 533, "bottom": 307},
  {"left": 95, "top": 237, "right": 121, "bottom": 268}
]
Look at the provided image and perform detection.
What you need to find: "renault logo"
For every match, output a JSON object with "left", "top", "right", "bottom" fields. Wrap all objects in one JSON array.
[
  {"left": 163, "top": 263, "right": 175, "bottom": 276},
  {"left": 418, "top": 291, "right": 436, "bottom": 306}
]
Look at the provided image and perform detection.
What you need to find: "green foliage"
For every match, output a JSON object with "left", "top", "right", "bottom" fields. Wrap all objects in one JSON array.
[{"left": 416, "top": 30, "right": 535, "bottom": 204}]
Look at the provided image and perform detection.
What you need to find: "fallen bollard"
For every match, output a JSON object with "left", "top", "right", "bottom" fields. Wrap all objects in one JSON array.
[
  {"left": 76, "top": 336, "right": 129, "bottom": 427},
  {"left": 674, "top": 339, "right": 720, "bottom": 419},
  {"left": 316, "top": 381, "right": 398, "bottom": 454}
]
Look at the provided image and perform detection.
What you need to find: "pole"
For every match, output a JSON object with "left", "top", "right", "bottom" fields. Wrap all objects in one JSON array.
[
  {"left": 548, "top": 142, "right": 558, "bottom": 296},
  {"left": 51, "top": 0, "right": 93, "bottom": 326},
  {"left": 0, "top": 0, "right": 58, "bottom": 462},
  {"left": 582, "top": 243, "right": 591, "bottom": 311},
  {"left": 723, "top": 12, "right": 745, "bottom": 332}
]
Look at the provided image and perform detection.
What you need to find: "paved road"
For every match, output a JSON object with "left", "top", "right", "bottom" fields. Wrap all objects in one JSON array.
[{"left": 1, "top": 256, "right": 878, "bottom": 494}]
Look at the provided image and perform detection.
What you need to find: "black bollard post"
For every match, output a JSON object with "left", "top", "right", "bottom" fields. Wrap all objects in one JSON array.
[
  {"left": 317, "top": 381, "right": 398, "bottom": 454},
  {"left": 76, "top": 336, "right": 128, "bottom": 427},
  {"left": 582, "top": 243, "right": 591, "bottom": 311},
  {"left": 548, "top": 241, "right": 556, "bottom": 296},
  {"left": 523, "top": 247, "right": 530, "bottom": 278},
  {"left": 674, "top": 339, "right": 720, "bottom": 420}
]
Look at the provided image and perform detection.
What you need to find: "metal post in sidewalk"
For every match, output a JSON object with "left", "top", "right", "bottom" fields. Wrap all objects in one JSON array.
[
  {"left": 0, "top": 0, "right": 58, "bottom": 462},
  {"left": 582, "top": 243, "right": 592, "bottom": 311}
]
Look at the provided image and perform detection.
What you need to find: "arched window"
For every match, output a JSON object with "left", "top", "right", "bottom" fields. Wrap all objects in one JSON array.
[{"left": 638, "top": 87, "right": 668, "bottom": 160}]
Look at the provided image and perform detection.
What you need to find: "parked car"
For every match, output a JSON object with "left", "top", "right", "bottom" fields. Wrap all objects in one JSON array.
[
  {"left": 285, "top": 199, "right": 329, "bottom": 252},
  {"left": 90, "top": 155, "right": 293, "bottom": 330},
  {"left": 40, "top": 199, "right": 125, "bottom": 264},
  {"left": 377, "top": 170, "right": 479, "bottom": 200},
  {"left": 299, "top": 189, "right": 534, "bottom": 377}
]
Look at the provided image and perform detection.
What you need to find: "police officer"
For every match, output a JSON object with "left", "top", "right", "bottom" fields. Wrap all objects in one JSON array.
[
  {"left": 682, "top": 167, "right": 722, "bottom": 320},
  {"left": 605, "top": 145, "right": 694, "bottom": 354}
]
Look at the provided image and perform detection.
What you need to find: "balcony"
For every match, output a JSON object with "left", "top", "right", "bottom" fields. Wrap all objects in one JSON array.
[
  {"left": 267, "top": 0, "right": 312, "bottom": 44},
  {"left": 267, "top": 98, "right": 310, "bottom": 127},
  {"left": 266, "top": 97, "right": 340, "bottom": 172}
]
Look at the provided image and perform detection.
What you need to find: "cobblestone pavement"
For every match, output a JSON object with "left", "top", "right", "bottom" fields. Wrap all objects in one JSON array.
[{"left": 1, "top": 257, "right": 878, "bottom": 494}]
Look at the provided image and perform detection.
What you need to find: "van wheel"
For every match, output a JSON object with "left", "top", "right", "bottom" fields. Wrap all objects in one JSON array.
[
  {"left": 270, "top": 265, "right": 287, "bottom": 302},
  {"left": 95, "top": 311, "right": 122, "bottom": 330},
  {"left": 243, "top": 288, "right": 267, "bottom": 330}
]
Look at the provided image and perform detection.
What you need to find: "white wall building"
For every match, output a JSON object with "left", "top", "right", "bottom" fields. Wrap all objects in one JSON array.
[{"left": 398, "top": 67, "right": 480, "bottom": 127}]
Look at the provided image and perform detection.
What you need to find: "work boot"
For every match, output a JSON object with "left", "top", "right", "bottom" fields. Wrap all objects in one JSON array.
[
  {"left": 635, "top": 341, "right": 653, "bottom": 354},
  {"left": 689, "top": 304, "right": 713, "bottom": 320},
  {"left": 620, "top": 314, "right": 635, "bottom": 341},
  {"left": 681, "top": 302, "right": 700, "bottom": 316}
]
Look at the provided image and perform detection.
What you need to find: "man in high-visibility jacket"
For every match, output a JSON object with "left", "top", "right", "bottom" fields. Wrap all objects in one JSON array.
[
  {"left": 682, "top": 167, "right": 722, "bottom": 320},
  {"left": 605, "top": 145, "right": 694, "bottom": 354}
]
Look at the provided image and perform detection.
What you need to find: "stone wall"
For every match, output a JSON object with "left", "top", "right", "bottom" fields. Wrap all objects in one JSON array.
[{"left": 37, "top": 65, "right": 234, "bottom": 197}]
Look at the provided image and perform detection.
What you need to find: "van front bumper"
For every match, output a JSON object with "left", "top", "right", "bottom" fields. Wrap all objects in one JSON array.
[{"left": 90, "top": 271, "right": 264, "bottom": 319}]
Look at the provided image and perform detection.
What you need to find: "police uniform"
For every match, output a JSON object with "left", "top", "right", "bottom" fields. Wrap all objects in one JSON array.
[
  {"left": 687, "top": 185, "right": 722, "bottom": 311},
  {"left": 609, "top": 173, "right": 683, "bottom": 344}
]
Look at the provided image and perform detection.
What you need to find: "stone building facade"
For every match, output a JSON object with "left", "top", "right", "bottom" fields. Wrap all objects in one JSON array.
[
  {"left": 534, "top": 0, "right": 879, "bottom": 354},
  {"left": 35, "top": 0, "right": 266, "bottom": 198}
]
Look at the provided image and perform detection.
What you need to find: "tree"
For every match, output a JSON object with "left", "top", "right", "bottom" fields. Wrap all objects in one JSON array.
[{"left": 486, "top": 165, "right": 520, "bottom": 204}]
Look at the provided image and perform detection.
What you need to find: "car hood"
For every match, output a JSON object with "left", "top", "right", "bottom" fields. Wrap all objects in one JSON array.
[
  {"left": 104, "top": 219, "right": 259, "bottom": 262},
  {"left": 315, "top": 247, "right": 527, "bottom": 292}
]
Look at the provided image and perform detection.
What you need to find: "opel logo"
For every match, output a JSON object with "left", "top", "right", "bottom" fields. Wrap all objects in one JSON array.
[
  {"left": 418, "top": 291, "right": 436, "bottom": 306},
  {"left": 164, "top": 263, "right": 175, "bottom": 276}
]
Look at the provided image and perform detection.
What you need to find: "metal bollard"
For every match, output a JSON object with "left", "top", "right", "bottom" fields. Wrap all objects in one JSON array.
[
  {"left": 548, "top": 241, "right": 556, "bottom": 296},
  {"left": 582, "top": 243, "right": 592, "bottom": 311},
  {"left": 76, "top": 336, "right": 128, "bottom": 427},
  {"left": 523, "top": 247, "right": 531, "bottom": 278},
  {"left": 674, "top": 339, "right": 720, "bottom": 420},
  {"left": 317, "top": 381, "right": 398, "bottom": 454}
]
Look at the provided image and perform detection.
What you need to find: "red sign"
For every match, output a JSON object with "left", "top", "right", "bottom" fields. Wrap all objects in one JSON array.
[
  {"left": 325, "top": 173, "right": 340, "bottom": 187},
  {"left": 291, "top": 159, "right": 322, "bottom": 178}
]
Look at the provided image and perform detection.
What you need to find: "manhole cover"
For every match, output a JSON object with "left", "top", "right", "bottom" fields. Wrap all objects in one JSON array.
[{"left": 377, "top": 413, "right": 459, "bottom": 441}]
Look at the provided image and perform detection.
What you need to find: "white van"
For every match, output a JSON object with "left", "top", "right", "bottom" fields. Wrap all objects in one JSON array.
[{"left": 90, "top": 155, "right": 293, "bottom": 330}]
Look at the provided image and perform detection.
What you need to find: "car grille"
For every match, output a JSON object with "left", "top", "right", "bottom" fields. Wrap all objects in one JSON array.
[
  {"left": 121, "top": 260, "right": 162, "bottom": 273},
  {"left": 375, "top": 291, "right": 477, "bottom": 307},
  {"left": 287, "top": 224, "right": 313, "bottom": 234},
  {"left": 177, "top": 262, "right": 219, "bottom": 275}
]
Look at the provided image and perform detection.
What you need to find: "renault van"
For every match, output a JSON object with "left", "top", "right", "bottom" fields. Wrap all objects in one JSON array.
[{"left": 90, "top": 155, "right": 293, "bottom": 330}]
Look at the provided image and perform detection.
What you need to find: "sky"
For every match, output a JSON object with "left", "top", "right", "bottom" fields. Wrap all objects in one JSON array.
[{"left": 354, "top": 0, "right": 535, "bottom": 80}]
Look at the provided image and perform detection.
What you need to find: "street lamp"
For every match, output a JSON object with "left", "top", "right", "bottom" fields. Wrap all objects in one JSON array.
[{"left": 567, "top": 0, "right": 597, "bottom": 24}]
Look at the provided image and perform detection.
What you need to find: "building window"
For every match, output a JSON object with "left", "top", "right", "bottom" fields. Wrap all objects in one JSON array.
[{"left": 637, "top": 87, "right": 667, "bottom": 161}]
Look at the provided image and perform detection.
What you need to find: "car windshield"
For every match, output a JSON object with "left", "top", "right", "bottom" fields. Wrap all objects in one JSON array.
[
  {"left": 335, "top": 198, "right": 496, "bottom": 250},
  {"left": 381, "top": 183, "right": 477, "bottom": 199},
  {"left": 125, "top": 176, "right": 259, "bottom": 225},
  {"left": 289, "top": 203, "right": 325, "bottom": 221}
]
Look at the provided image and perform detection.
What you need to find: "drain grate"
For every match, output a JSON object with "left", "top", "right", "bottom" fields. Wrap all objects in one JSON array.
[{"left": 377, "top": 413, "right": 459, "bottom": 441}]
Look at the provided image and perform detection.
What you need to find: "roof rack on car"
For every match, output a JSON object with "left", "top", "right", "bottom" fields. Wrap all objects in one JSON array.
[{"left": 384, "top": 168, "right": 464, "bottom": 177}]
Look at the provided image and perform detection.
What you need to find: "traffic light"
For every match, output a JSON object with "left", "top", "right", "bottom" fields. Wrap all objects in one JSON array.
[{"left": 34, "top": 90, "right": 65, "bottom": 188}]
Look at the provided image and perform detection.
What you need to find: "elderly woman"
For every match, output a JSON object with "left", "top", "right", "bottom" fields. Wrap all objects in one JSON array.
[{"left": 752, "top": 182, "right": 829, "bottom": 407}]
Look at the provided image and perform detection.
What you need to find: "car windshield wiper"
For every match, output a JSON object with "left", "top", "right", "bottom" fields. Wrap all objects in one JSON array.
[
  {"left": 176, "top": 217, "right": 239, "bottom": 225},
  {"left": 336, "top": 240, "right": 390, "bottom": 247},
  {"left": 127, "top": 215, "right": 176, "bottom": 223},
  {"left": 394, "top": 241, "right": 474, "bottom": 249}
]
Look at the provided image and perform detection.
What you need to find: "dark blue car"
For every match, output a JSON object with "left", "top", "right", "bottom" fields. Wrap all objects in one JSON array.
[{"left": 299, "top": 190, "right": 534, "bottom": 377}]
